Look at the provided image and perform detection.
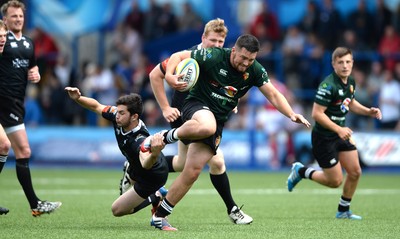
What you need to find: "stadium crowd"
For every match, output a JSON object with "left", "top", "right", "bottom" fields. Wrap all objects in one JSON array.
[{"left": 20, "top": 0, "right": 400, "bottom": 136}]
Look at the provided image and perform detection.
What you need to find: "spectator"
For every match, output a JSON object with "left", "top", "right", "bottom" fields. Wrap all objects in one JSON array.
[
  {"left": 366, "top": 60, "right": 385, "bottom": 105},
  {"left": 282, "top": 25, "right": 306, "bottom": 76},
  {"left": 109, "top": 22, "right": 142, "bottom": 69},
  {"left": 143, "top": 0, "right": 163, "bottom": 40},
  {"left": 24, "top": 85, "right": 43, "bottom": 127},
  {"left": 177, "top": 2, "right": 203, "bottom": 32},
  {"left": 379, "top": 69, "right": 400, "bottom": 130},
  {"left": 317, "top": 0, "right": 343, "bottom": 50},
  {"left": 29, "top": 27, "right": 59, "bottom": 75},
  {"left": 157, "top": 2, "right": 178, "bottom": 37},
  {"left": 346, "top": 0, "right": 374, "bottom": 49},
  {"left": 299, "top": 0, "right": 320, "bottom": 34},
  {"left": 300, "top": 32, "right": 324, "bottom": 91},
  {"left": 372, "top": 0, "right": 393, "bottom": 48},
  {"left": 124, "top": 0, "right": 144, "bottom": 34},
  {"left": 248, "top": 1, "right": 280, "bottom": 45},
  {"left": 378, "top": 25, "right": 400, "bottom": 72}
]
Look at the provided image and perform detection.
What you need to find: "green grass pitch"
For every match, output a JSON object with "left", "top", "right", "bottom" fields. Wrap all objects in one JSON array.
[{"left": 1, "top": 167, "right": 400, "bottom": 239}]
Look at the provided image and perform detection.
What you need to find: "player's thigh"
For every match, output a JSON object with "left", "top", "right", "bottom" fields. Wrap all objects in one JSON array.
[
  {"left": 321, "top": 163, "right": 344, "bottom": 185},
  {"left": 186, "top": 142, "right": 214, "bottom": 171},
  {"left": 112, "top": 187, "right": 145, "bottom": 212}
]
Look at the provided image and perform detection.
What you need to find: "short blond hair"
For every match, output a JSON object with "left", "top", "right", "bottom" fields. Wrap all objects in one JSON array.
[
  {"left": 203, "top": 18, "right": 228, "bottom": 38},
  {"left": 0, "top": 20, "right": 6, "bottom": 31},
  {"left": 1, "top": 0, "right": 25, "bottom": 17}
]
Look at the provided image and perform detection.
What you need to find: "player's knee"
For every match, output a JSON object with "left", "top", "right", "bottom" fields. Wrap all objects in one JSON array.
[
  {"left": 197, "top": 126, "right": 215, "bottom": 138},
  {"left": 327, "top": 178, "right": 342, "bottom": 188},
  {"left": 208, "top": 157, "right": 225, "bottom": 173},
  {"left": 185, "top": 167, "right": 202, "bottom": 182},
  {"left": 111, "top": 204, "right": 123, "bottom": 217},
  {"left": 347, "top": 168, "right": 362, "bottom": 181},
  {"left": 0, "top": 140, "right": 11, "bottom": 154}
]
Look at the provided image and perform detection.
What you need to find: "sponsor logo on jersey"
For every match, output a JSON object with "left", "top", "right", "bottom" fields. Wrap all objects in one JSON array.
[
  {"left": 12, "top": 58, "right": 29, "bottom": 68},
  {"left": 338, "top": 89, "right": 344, "bottom": 96},
  {"left": 9, "top": 113, "right": 19, "bottom": 121},
  {"left": 219, "top": 69, "right": 227, "bottom": 76},
  {"left": 10, "top": 42, "right": 17, "bottom": 48}
]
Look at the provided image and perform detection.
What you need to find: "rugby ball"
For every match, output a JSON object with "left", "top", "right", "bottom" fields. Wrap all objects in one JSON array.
[{"left": 175, "top": 58, "right": 199, "bottom": 92}]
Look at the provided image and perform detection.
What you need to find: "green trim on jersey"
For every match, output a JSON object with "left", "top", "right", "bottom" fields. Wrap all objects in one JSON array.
[
  {"left": 313, "top": 72, "right": 356, "bottom": 136},
  {"left": 189, "top": 47, "right": 269, "bottom": 122}
]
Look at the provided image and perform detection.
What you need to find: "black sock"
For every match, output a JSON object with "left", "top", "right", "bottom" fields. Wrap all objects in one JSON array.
[
  {"left": 0, "top": 154, "right": 7, "bottom": 173},
  {"left": 155, "top": 198, "right": 174, "bottom": 218},
  {"left": 163, "top": 129, "right": 178, "bottom": 144},
  {"left": 210, "top": 172, "right": 236, "bottom": 214},
  {"left": 299, "top": 167, "right": 316, "bottom": 179},
  {"left": 133, "top": 193, "right": 160, "bottom": 213},
  {"left": 165, "top": 155, "right": 175, "bottom": 172},
  {"left": 16, "top": 158, "right": 39, "bottom": 208},
  {"left": 338, "top": 196, "right": 351, "bottom": 212}
]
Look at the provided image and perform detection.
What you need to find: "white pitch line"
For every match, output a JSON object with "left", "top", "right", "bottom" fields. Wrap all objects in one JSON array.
[{"left": 5, "top": 188, "right": 400, "bottom": 196}]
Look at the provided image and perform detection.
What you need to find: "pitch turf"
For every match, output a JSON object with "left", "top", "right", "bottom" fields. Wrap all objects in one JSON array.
[{"left": 1, "top": 167, "right": 399, "bottom": 239}]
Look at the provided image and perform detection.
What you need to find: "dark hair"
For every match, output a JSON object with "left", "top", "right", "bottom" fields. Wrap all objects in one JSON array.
[
  {"left": 1, "top": 0, "right": 25, "bottom": 17},
  {"left": 332, "top": 47, "right": 352, "bottom": 62},
  {"left": 116, "top": 93, "right": 143, "bottom": 117},
  {"left": 234, "top": 34, "right": 260, "bottom": 53}
]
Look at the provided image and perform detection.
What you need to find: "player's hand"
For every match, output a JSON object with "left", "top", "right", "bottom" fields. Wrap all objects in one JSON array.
[
  {"left": 27, "top": 66, "right": 41, "bottom": 83},
  {"left": 64, "top": 86, "right": 81, "bottom": 100},
  {"left": 337, "top": 127, "right": 353, "bottom": 141},
  {"left": 165, "top": 72, "right": 188, "bottom": 91},
  {"left": 290, "top": 113, "right": 311, "bottom": 128},
  {"left": 369, "top": 107, "right": 382, "bottom": 120},
  {"left": 162, "top": 107, "right": 181, "bottom": 123},
  {"left": 150, "top": 133, "right": 165, "bottom": 154}
]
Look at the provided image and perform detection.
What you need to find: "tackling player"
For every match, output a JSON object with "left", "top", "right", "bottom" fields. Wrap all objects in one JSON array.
[{"left": 65, "top": 87, "right": 170, "bottom": 222}]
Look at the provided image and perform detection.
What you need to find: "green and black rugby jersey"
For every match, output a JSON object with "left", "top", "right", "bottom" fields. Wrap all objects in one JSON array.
[
  {"left": 313, "top": 72, "right": 356, "bottom": 136},
  {"left": 189, "top": 47, "right": 268, "bottom": 122},
  {"left": 0, "top": 31, "right": 36, "bottom": 101}
]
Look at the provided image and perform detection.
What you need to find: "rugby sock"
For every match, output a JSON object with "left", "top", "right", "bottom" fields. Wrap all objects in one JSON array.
[
  {"left": 299, "top": 167, "right": 316, "bottom": 179},
  {"left": 163, "top": 129, "right": 179, "bottom": 144},
  {"left": 16, "top": 158, "right": 40, "bottom": 209},
  {"left": 155, "top": 198, "right": 174, "bottom": 218},
  {"left": 0, "top": 154, "right": 7, "bottom": 173},
  {"left": 210, "top": 172, "right": 236, "bottom": 214},
  {"left": 165, "top": 155, "right": 176, "bottom": 172},
  {"left": 338, "top": 196, "right": 351, "bottom": 212},
  {"left": 133, "top": 193, "right": 160, "bottom": 213}
]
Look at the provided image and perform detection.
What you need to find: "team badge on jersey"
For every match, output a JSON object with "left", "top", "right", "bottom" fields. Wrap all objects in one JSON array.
[
  {"left": 222, "top": 86, "right": 237, "bottom": 97},
  {"left": 243, "top": 72, "right": 249, "bottom": 80},
  {"left": 340, "top": 98, "right": 351, "bottom": 113}
]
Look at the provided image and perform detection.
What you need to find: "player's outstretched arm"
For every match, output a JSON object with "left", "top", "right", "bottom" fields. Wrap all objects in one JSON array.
[
  {"left": 259, "top": 83, "right": 310, "bottom": 128},
  {"left": 149, "top": 64, "right": 181, "bottom": 123},
  {"left": 64, "top": 86, "right": 106, "bottom": 114}
]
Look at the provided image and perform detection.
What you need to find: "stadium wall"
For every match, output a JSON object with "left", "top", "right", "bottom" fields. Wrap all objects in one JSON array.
[{"left": 7, "top": 127, "right": 400, "bottom": 170}]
